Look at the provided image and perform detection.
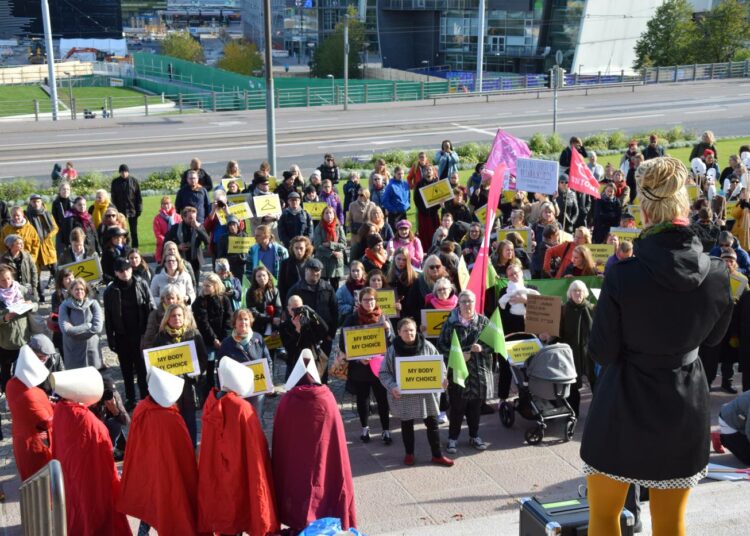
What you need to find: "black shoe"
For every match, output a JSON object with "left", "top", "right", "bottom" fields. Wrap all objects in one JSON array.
[
  {"left": 360, "top": 431, "right": 371, "bottom": 443},
  {"left": 481, "top": 402, "right": 495, "bottom": 415},
  {"left": 382, "top": 431, "right": 392, "bottom": 445},
  {"left": 721, "top": 381, "right": 738, "bottom": 394}
]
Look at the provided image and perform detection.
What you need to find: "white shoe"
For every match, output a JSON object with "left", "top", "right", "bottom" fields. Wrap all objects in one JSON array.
[{"left": 437, "top": 411, "right": 448, "bottom": 424}]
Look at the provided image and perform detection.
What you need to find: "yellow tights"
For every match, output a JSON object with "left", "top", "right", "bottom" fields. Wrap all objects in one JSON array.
[{"left": 587, "top": 474, "right": 691, "bottom": 536}]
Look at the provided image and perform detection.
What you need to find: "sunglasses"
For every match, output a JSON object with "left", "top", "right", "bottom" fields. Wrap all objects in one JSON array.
[{"left": 428, "top": 265, "right": 442, "bottom": 270}]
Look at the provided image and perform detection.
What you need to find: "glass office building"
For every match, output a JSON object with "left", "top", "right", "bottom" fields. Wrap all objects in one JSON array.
[{"left": 1, "top": 0, "right": 124, "bottom": 39}]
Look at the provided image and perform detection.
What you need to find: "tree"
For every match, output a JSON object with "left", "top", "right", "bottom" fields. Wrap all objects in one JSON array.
[
  {"left": 161, "top": 31, "right": 204, "bottom": 63},
  {"left": 634, "top": 0, "right": 696, "bottom": 69},
  {"left": 217, "top": 39, "right": 264, "bottom": 75},
  {"left": 311, "top": 7, "right": 365, "bottom": 79},
  {"left": 697, "top": 0, "right": 750, "bottom": 63}
]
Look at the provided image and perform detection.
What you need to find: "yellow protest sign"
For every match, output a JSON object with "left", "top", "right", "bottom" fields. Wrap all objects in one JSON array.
[
  {"left": 253, "top": 194, "right": 282, "bottom": 217},
  {"left": 628, "top": 205, "right": 643, "bottom": 227},
  {"left": 396, "top": 355, "right": 444, "bottom": 394},
  {"left": 419, "top": 179, "right": 454, "bottom": 208},
  {"left": 305, "top": 201, "right": 327, "bottom": 220},
  {"left": 343, "top": 325, "right": 388, "bottom": 360},
  {"left": 686, "top": 184, "right": 699, "bottom": 202},
  {"left": 227, "top": 194, "right": 247, "bottom": 205},
  {"left": 502, "top": 189, "right": 516, "bottom": 203},
  {"left": 228, "top": 201, "right": 253, "bottom": 221},
  {"left": 505, "top": 338, "right": 543, "bottom": 364},
  {"left": 475, "top": 205, "right": 488, "bottom": 225},
  {"left": 376, "top": 289, "right": 398, "bottom": 318},
  {"left": 228, "top": 236, "right": 256, "bottom": 254},
  {"left": 420, "top": 309, "right": 451, "bottom": 338},
  {"left": 726, "top": 200, "right": 739, "bottom": 217},
  {"left": 457, "top": 256, "right": 470, "bottom": 291},
  {"left": 497, "top": 228, "right": 533, "bottom": 253},
  {"left": 268, "top": 176, "right": 278, "bottom": 190},
  {"left": 631, "top": 195, "right": 641, "bottom": 206},
  {"left": 730, "top": 272, "right": 748, "bottom": 301},
  {"left": 609, "top": 227, "right": 641, "bottom": 243},
  {"left": 58, "top": 255, "right": 102, "bottom": 283},
  {"left": 586, "top": 244, "right": 614, "bottom": 270},
  {"left": 243, "top": 358, "right": 273, "bottom": 396},
  {"left": 264, "top": 333, "right": 282, "bottom": 350},
  {"left": 216, "top": 210, "right": 227, "bottom": 225},
  {"left": 221, "top": 178, "right": 245, "bottom": 192},
  {"left": 144, "top": 340, "right": 200, "bottom": 377}
]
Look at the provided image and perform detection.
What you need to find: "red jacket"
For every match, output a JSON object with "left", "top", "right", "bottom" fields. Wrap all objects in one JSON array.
[
  {"left": 6, "top": 377, "right": 52, "bottom": 480},
  {"left": 152, "top": 208, "right": 182, "bottom": 263}
]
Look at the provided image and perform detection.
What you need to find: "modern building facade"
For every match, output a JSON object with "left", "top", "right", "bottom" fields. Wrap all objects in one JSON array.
[{"left": 0, "top": 0, "right": 124, "bottom": 39}]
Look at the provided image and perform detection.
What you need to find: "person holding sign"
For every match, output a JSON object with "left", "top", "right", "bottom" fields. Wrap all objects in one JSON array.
[
  {"left": 581, "top": 157, "right": 734, "bottom": 536},
  {"left": 414, "top": 166, "right": 442, "bottom": 252},
  {"left": 312, "top": 205, "right": 347, "bottom": 290},
  {"left": 59, "top": 278, "right": 102, "bottom": 371},
  {"left": 437, "top": 290, "right": 493, "bottom": 454},
  {"left": 164, "top": 207, "right": 210, "bottom": 286},
  {"left": 149, "top": 303, "right": 208, "bottom": 447},
  {"left": 378, "top": 318, "right": 453, "bottom": 467},
  {"left": 336, "top": 261, "right": 366, "bottom": 319},
  {"left": 338, "top": 288, "right": 392, "bottom": 444},
  {"left": 215, "top": 215, "right": 248, "bottom": 280},
  {"left": 1, "top": 235, "right": 39, "bottom": 301}
]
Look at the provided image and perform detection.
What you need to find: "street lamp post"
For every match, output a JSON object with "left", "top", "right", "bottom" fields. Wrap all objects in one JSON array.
[
  {"left": 263, "top": 0, "right": 277, "bottom": 175},
  {"left": 41, "top": 0, "right": 59, "bottom": 120},
  {"left": 326, "top": 73, "right": 334, "bottom": 105},
  {"left": 63, "top": 71, "right": 73, "bottom": 119}
]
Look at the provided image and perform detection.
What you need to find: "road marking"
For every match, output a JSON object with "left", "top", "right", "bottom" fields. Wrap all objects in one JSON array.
[
  {"left": 450, "top": 123, "right": 495, "bottom": 136},
  {"left": 210, "top": 120, "right": 245, "bottom": 126},
  {"left": 372, "top": 139, "right": 409, "bottom": 145},
  {"left": 288, "top": 118, "right": 337, "bottom": 124},
  {"left": 684, "top": 107, "right": 725, "bottom": 115},
  {"left": 470, "top": 112, "right": 666, "bottom": 131}
]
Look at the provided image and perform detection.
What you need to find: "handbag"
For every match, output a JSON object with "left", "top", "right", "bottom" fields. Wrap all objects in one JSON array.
[{"left": 313, "top": 344, "right": 329, "bottom": 379}]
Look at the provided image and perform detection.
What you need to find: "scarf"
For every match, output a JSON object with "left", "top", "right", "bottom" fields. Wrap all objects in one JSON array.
[
  {"left": 322, "top": 218, "right": 339, "bottom": 242},
  {"left": 158, "top": 207, "right": 176, "bottom": 228},
  {"left": 458, "top": 312, "right": 476, "bottom": 327},
  {"left": 346, "top": 278, "right": 365, "bottom": 294},
  {"left": 614, "top": 182, "right": 627, "bottom": 198},
  {"left": 164, "top": 325, "right": 186, "bottom": 342},
  {"left": 0, "top": 281, "right": 24, "bottom": 306},
  {"left": 424, "top": 293, "right": 458, "bottom": 309},
  {"left": 393, "top": 332, "right": 426, "bottom": 357},
  {"left": 640, "top": 219, "right": 688, "bottom": 239},
  {"left": 27, "top": 206, "right": 55, "bottom": 241},
  {"left": 364, "top": 248, "right": 387, "bottom": 268},
  {"left": 70, "top": 208, "right": 92, "bottom": 227},
  {"left": 11, "top": 218, "right": 27, "bottom": 228},
  {"left": 91, "top": 200, "right": 110, "bottom": 228},
  {"left": 356, "top": 303, "right": 382, "bottom": 326},
  {"left": 232, "top": 329, "right": 252, "bottom": 346},
  {"left": 176, "top": 223, "right": 200, "bottom": 261}
]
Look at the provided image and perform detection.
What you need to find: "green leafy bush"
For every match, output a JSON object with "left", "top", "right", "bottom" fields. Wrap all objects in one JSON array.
[
  {"left": 582, "top": 133, "right": 609, "bottom": 152},
  {"left": 546, "top": 133, "right": 564, "bottom": 153},
  {"left": 528, "top": 133, "right": 549, "bottom": 155},
  {"left": 607, "top": 131, "right": 627, "bottom": 150},
  {"left": 141, "top": 166, "right": 183, "bottom": 191}
]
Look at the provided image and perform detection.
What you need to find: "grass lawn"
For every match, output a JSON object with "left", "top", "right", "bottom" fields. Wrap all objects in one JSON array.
[
  {"left": 0, "top": 86, "right": 52, "bottom": 116},
  {"left": 60, "top": 86, "right": 165, "bottom": 110}
]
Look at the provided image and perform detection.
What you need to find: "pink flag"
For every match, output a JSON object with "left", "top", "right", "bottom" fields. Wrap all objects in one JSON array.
[
  {"left": 568, "top": 146, "right": 601, "bottom": 199},
  {"left": 483, "top": 129, "right": 531, "bottom": 178},
  {"left": 467, "top": 163, "right": 507, "bottom": 313}
]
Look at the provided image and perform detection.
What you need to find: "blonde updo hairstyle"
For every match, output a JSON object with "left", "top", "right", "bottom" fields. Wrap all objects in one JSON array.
[{"left": 636, "top": 157, "right": 690, "bottom": 226}]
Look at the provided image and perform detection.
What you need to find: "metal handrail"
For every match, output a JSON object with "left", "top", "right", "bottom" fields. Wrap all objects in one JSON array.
[
  {"left": 19, "top": 459, "right": 67, "bottom": 536},
  {"left": 429, "top": 80, "right": 644, "bottom": 104}
]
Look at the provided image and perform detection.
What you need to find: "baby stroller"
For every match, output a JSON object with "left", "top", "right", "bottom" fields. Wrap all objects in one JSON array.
[{"left": 499, "top": 333, "right": 578, "bottom": 445}]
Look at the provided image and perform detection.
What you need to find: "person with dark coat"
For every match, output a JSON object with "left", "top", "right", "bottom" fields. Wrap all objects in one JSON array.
[
  {"left": 709, "top": 231, "right": 750, "bottom": 278},
  {"left": 275, "top": 170, "right": 300, "bottom": 208},
  {"left": 279, "top": 295, "right": 329, "bottom": 381},
  {"left": 277, "top": 192, "right": 313, "bottom": 248},
  {"left": 592, "top": 183, "right": 622, "bottom": 244},
  {"left": 581, "top": 157, "right": 733, "bottom": 535},
  {"left": 52, "top": 181, "right": 72, "bottom": 255},
  {"left": 175, "top": 171, "right": 211, "bottom": 224},
  {"left": 558, "top": 136, "right": 587, "bottom": 171},
  {"left": 245, "top": 266, "right": 282, "bottom": 336},
  {"left": 192, "top": 274, "right": 233, "bottom": 391},
  {"left": 63, "top": 196, "right": 100, "bottom": 255},
  {"left": 716, "top": 390, "right": 750, "bottom": 465},
  {"left": 689, "top": 130, "right": 718, "bottom": 162},
  {"left": 180, "top": 158, "right": 213, "bottom": 190},
  {"left": 215, "top": 215, "right": 247, "bottom": 280},
  {"left": 414, "top": 167, "right": 442, "bottom": 253},
  {"left": 110, "top": 164, "right": 142, "bottom": 249},
  {"left": 643, "top": 134, "right": 665, "bottom": 160},
  {"left": 557, "top": 280, "right": 595, "bottom": 416},
  {"left": 317, "top": 153, "right": 340, "bottom": 185},
  {"left": 164, "top": 207, "right": 210, "bottom": 285},
  {"left": 100, "top": 226, "right": 130, "bottom": 284},
  {"left": 278, "top": 236, "right": 313, "bottom": 305},
  {"left": 103, "top": 257, "right": 153, "bottom": 410},
  {"left": 690, "top": 207, "right": 721, "bottom": 252},
  {"left": 555, "top": 175, "right": 579, "bottom": 234}
]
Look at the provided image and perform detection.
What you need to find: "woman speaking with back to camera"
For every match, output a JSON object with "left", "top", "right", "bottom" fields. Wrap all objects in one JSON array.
[{"left": 580, "top": 157, "right": 733, "bottom": 536}]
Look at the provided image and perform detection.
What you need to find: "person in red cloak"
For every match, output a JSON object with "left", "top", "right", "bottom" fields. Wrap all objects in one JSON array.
[
  {"left": 272, "top": 350, "right": 357, "bottom": 533},
  {"left": 6, "top": 345, "right": 53, "bottom": 480},
  {"left": 117, "top": 366, "right": 201, "bottom": 536},
  {"left": 50, "top": 367, "right": 132, "bottom": 536},
  {"left": 198, "top": 357, "right": 280, "bottom": 535}
]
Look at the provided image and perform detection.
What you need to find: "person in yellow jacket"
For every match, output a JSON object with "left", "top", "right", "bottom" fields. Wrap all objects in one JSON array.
[
  {"left": 0, "top": 207, "right": 41, "bottom": 264},
  {"left": 25, "top": 195, "right": 58, "bottom": 301},
  {"left": 731, "top": 188, "right": 750, "bottom": 251}
]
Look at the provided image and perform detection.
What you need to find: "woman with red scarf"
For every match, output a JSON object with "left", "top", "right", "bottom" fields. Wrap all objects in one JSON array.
[
  {"left": 64, "top": 196, "right": 101, "bottom": 255},
  {"left": 337, "top": 287, "right": 392, "bottom": 444},
  {"left": 336, "top": 260, "right": 366, "bottom": 319},
  {"left": 361, "top": 234, "right": 391, "bottom": 273},
  {"left": 312, "top": 205, "right": 347, "bottom": 289},
  {"left": 152, "top": 196, "right": 182, "bottom": 264}
]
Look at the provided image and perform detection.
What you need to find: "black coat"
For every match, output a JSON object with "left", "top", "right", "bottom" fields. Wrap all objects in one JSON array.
[
  {"left": 110, "top": 176, "right": 142, "bottom": 218},
  {"left": 286, "top": 278, "right": 338, "bottom": 337},
  {"left": 245, "top": 287, "right": 282, "bottom": 335},
  {"left": 581, "top": 225, "right": 733, "bottom": 483},
  {"left": 277, "top": 209, "right": 314, "bottom": 247},
  {"left": 192, "top": 294, "right": 232, "bottom": 347},
  {"left": 277, "top": 257, "right": 307, "bottom": 305},
  {"left": 592, "top": 196, "right": 622, "bottom": 243},
  {"left": 103, "top": 277, "right": 153, "bottom": 342}
]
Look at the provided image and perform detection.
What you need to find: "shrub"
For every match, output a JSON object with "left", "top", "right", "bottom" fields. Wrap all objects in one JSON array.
[
  {"left": 582, "top": 133, "right": 609, "bottom": 152},
  {"left": 665, "top": 126, "right": 685, "bottom": 143},
  {"left": 141, "top": 166, "right": 182, "bottom": 191},
  {"left": 607, "top": 131, "right": 627, "bottom": 150},
  {"left": 527, "top": 133, "right": 549, "bottom": 155},
  {"left": 546, "top": 133, "right": 564, "bottom": 154}
]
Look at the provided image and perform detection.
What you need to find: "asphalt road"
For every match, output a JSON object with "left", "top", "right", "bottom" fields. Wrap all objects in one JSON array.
[{"left": 3, "top": 78, "right": 750, "bottom": 183}]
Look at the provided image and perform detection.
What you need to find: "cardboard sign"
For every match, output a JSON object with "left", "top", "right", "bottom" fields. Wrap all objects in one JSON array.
[
  {"left": 216, "top": 209, "right": 228, "bottom": 225},
  {"left": 143, "top": 340, "right": 200, "bottom": 377},
  {"left": 475, "top": 204, "right": 488, "bottom": 225},
  {"left": 58, "top": 255, "right": 102, "bottom": 283},
  {"left": 343, "top": 325, "right": 388, "bottom": 360},
  {"left": 502, "top": 189, "right": 517, "bottom": 203},
  {"left": 524, "top": 294, "right": 562, "bottom": 337},
  {"left": 264, "top": 333, "right": 282, "bottom": 350},
  {"left": 221, "top": 178, "right": 245, "bottom": 192},
  {"left": 227, "top": 193, "right": 247, "bottom": 205},
  {"left": 420, "top": 309, "right": 451, "bottom": 338},
  {"left": 587, "top": 244, "right": 614, "bottom": 270},
  {"left": 609, "top": 227, "right": 641, "bottom": 243},
  {"left": 228, "top": 236, "right": 256, "bottom": 254},
  {"left": 505, "top": 338, "right": 543, "bottom": 364},
  {"left": 496, "top": 228, "right": 533, "bottom": 253},
  {"left": 242, "top": 358, "right": 273, "bottom": 396},
  {"left": 228, "top": 201, "right": 253, "bottom": 221},
  {"left": 457, "top": 256, "right": 471, "bottom": 291},
  {"left": 396, "top": 355, "right": 445, "bottom": 394},
  {"left": 305, "top": 201, "right": 327, "bottom": 220},
  {"left": 726, "top": 200, "right": 739, "bottom": 217},
  {"left": 730, "top": 272, "right": 748, "bottom": 301},
  {"left": 686, "top": 184, "right": 700, "bottom": 202},
  {"left": 268, "top": 176, "right": 278, "bottom": 190},
  {"left": 376, "top": 289, "right": 398, "bottom": 318},
  {"left": 515, "top": 158, "right": 560, "bottom": 195},
  {"left": 419, "top": 179, "right": 454, "bottom": 208},
  {"left": 253, "top": 194, "right": 282, "bottom": 217}
]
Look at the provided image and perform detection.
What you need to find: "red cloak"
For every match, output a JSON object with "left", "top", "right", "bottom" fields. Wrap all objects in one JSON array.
[
  {"left": 198, "top": 389, "right": 280, "bottom": 535},
  {"left": 51, "top": 401, "right": 131, "bottom": 536},
  {"left": 117, "top": 397, "right": 200, "bottom": 536},
  {"left": 272, "top": 384, "right": 357, "bottom": 532},
  {"left": 5, "top": 377, "right": 53, "bottom": 481}
]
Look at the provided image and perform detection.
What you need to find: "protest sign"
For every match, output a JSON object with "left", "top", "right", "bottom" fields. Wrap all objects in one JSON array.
[
  {"left": 253, "top": 194, "right": 282, "bottom": 217},
  {"left": 243, "top": 358, "right": 273, "bottom": 396},
  {"left": 586, "top": 244, "right": 614, "bottom": 271},
  {"left": 227, "top": 193, "right": 247, "bottom": 205},
  {"left": 264, "top": 333, "right": 282, "bottom": 350},
  {"left": 505, "top": 338, "right": 543, "bottom": 364},
  {"left": 475, "top": 205, "right": 488, "bottom": 225},
  {"left": 730, "top": 272, "right": 748, "bottom": 301},
  {"left": 343, "top": 325, "right": 388, "bottom": 360},
  {"left": 496, "top": 228, "right": 533, "bottom": 253},
  {"left": 228, "top": 236, "right": 256, "bottom": 254},
  {"left": 515, "top": 158, "right": 559, "bottom": 195},
  {"left": 221, "top": 178, "right": 245, "bottom": 192},
  {"left": 58, "top": 255, "right": 102, "bottom": 284},
  {"left": 686, "top": 184, "right": 699, "bottom": 202},
  {"left": 502, "top": 189, "right": 517, "bottom": 203},
  {"left": 267, "top": 176, "right": 278, "bottom": 190},
  {"left": 376, "top": 290, "right": 398, "bottom": 318},
  {"left": 305, "top": 201, "right": 327, "bottom": 220},
  {"left": 419, "top": 179, "right": 454, "bottom": 208},
  {"left": 396, "top": 355, "right": 444, "bottom": 394},
  {"left": 228, "top": 202, "right": 253, "bottom": 221},
  {"left": 421, "top": 309, "right": 451, "bottom": 338},
  {"left": 609, "top": 227, "right": 641, "bottom": 243},
  {"left": 525, "top": 295, "right": 562, "bottom": 337},
  {"left": 144, "top": 340, "right": 200, "bottom": 377},
  {"left": 726, "top": 200, "right": 739, "bottom": 217}
]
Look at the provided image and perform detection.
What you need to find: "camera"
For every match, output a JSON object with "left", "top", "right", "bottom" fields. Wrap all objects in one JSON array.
[{"left": 217, "top": 200, "right": 226, "bottom": 208}]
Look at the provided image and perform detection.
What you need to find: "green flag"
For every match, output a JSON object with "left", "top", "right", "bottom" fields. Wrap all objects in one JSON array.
[
  {"left": 480, "top": 307, "right": 507, "bottom": 357},
  {"left": 448, "top": 330, "right": 469, "bottom": 388},
  {"left": 486, "top": 261, "right": 498, "bottom": 288},
  {"left": 240, "top": 275, "right": 250, "bottom": 308}
]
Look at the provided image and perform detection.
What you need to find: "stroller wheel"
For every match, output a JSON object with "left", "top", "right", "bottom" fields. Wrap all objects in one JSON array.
[
  {"left": 564, "top": 419, "right": 576, "bottom": 442},
  {"left": 499, "top": 401, "right": 515, "bottom": 428},
  {"left": 525, "top": 426, "right": 544, "bottom": 445}
]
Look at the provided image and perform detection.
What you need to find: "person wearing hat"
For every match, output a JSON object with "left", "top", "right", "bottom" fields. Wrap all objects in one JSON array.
[
  {"left": 247, "top": 172, "right": 279, "bottom": 235},
  {"left": 0, "top": 206, "right": 41, "bottom": 267},
  {"left": 26, "top": 333, "right": 63, "bottom": 390},
  {"left": 50, "top": 367, "right": 132, "bottom": 535},
  {"left": 176, "top": 170, "right": 211, "bottom": 224},
  {"left": 0, "top": 234, "right": 39, "bottom": 301},
  {"left": 317, "top": 153, "right": 340, "bottom": 185},
  {"left": 303, "top": 183, "right": 320, "bottom": 203},
  {"left": 6, "top": 345, "right": 53, "bottom": 480},
  {"left": 215, "top": 214, "right": 248, "bottom": 280},
  {"left": 277, "top": 191, "right": 313, "bottom": 249},
  {"left": 361, "top": 233, "right": 390, "bottom": 273},
  {"left": 276, "top": 169, "right": 300, "bottom": 207},
  {"left": 198, "top": 357, "right": 280, "bottom": 535},
  {"left": 110, "top": 163, "right": 142, "bottom": 249},
  {"left": 389, "top": 219, "right": 422, "bottom": 268},
  {"left": 26, "top": 193, "right": 58, "bottom": 301},
  {"left": 272, "top": 350, "right": 356, "bottom": 532},
  {"left": 100, "top": 225, "right": 130, "bottom": 284},
  {"left": 103, "top": 257, "right": 154, "bottom": 410},
  {"left": 118, "top": 367, "right": 201, "bottom": 535}
]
